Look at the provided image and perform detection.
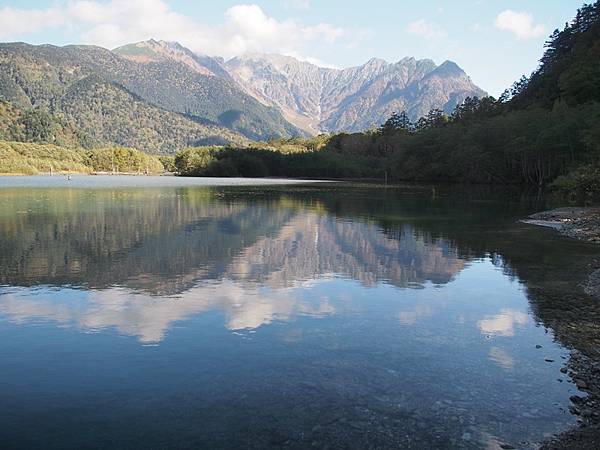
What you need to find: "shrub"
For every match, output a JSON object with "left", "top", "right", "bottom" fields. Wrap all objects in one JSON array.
[
  {"left": 175, "top": 147, "right": 219, "bottom": 176},
  {"left": 551, "top": 164, "right": 600, "bottom": 203}
]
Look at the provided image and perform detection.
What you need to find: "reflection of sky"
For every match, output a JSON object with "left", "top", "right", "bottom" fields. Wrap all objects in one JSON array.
[
  {"left": 0, "top": 279, "right": 336, "bottom": 343},
  {"left": 0, "top": 259, "right": 539, "bottom": 348},
  {"left": 0, "top": 258, "right": 579, "bottom": 448}
]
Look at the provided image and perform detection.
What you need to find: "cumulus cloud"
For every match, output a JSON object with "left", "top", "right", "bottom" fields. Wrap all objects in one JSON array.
[
  {"left": 406, "top": 19, "right": 447, "bottom": 40},
  {"left": 0, "top": 1, "right": 345, "bottom": 61},
  {"left": 0, "top": 5, "right": 66, "bottom": 36},
  {"left": 494, "top": 10, "right": 546, "bottom": 39},
  {"left": 397, "top": 304, "right": 434, "bottom": 325}
]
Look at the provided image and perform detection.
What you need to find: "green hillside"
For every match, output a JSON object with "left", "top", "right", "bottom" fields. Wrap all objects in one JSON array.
[
  {"left": 0, "top": 100, "right": 87, "bottom": 147},
  {"left": 0, "top": 42, "right": 301, "bottom": 147},
  {"left": 60, "top": 75, "right": 248, "bottom": 152}
]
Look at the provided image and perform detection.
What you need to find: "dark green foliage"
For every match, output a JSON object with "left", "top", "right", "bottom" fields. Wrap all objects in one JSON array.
[
  {"left": 59, "top": 76, "right": 248, "bottom": 153},
  {"left": 174, "top": 147, "right": 219, "bottom": 176},
  {"left": 17, "top": 109, "right": 55, "bottom": 141},
  {"left": 414, "top": 109, "right": 448, "bottom": 132},
  {"left": 510, "top": 1, "right": 600, "bottom": 108},
  {"left": 324, "top": 100, "right": 598, "bottom": 186},
  {"left": 204, "top": 158, "right": 240, "bottom": 177},
  {"left": 0, "top": 81, "right": 248, "bottom": 154},
  {"left": 378, "top": 111, "right": 412, "bottom": 135},
  {"left": 158, "top": 156, "right": 176, "bottom": 172},
  {"left": 175, "top": 144, "right": 383, "bottom": 179},
  {"left": 551, "top": 164, "right": 600, "bottom": 203},
  {"left": 0, "top": 100, "right": 85, "bottom": 147},
  {"left": 232, "top": 154, "right": 269, "bottom": 177}
]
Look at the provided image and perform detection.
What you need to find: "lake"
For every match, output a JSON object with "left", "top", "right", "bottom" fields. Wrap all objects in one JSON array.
[{"left": 0, "top": 176, "right": 597, "bottom": 449}]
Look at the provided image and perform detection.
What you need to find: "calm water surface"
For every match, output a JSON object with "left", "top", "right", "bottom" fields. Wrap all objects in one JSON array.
[{"left": 0, "top": 176, "right": 597, "bottom": 449}]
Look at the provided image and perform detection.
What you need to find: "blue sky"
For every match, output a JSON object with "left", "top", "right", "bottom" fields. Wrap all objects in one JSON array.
[{"left": 0, "top": 0, "right": 585, "bottom": 95}]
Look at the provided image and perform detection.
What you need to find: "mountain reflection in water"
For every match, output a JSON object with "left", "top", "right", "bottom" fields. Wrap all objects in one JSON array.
[{"left": 0, "top": 187, "right": 465, "bottom": 342}]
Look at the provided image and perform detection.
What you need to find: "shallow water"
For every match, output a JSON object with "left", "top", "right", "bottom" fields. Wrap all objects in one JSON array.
[{"left": 0, "top": 177, "right": 596, "bottom": 449}]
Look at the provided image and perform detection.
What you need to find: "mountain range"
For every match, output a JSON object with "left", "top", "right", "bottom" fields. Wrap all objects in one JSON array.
[
  {"left": 225, "top": 53, "right": 485, "bottom": 134},
  {"left": 0, "top": 39, "right": 485, "bottom": 152},
  {"left": 117, "top": 40, "right": 486, "bottom": 134}
]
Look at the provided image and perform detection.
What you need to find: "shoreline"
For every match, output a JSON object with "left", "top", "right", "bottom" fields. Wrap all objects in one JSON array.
[
  {"left": 522, "top": 207, "right": 600, "bottom": 244},
  {"left": 523, "top": 208, "right": 600, "bottom": 449}
]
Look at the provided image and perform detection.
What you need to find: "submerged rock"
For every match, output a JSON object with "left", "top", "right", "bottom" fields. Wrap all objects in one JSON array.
[{"left": 584, "top": 269, "right": 600, "bottom": 299}]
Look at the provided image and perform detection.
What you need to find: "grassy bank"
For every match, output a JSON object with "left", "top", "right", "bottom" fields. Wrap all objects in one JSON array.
[{"left": 0, "top": 141, "right": 164, "bottom": 175}]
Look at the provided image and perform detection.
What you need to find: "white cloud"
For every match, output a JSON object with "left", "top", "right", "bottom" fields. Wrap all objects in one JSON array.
[
  {"left": 0, "top": 5, "right": 66, "bottom": 37},
  {"left": 0, "top": 1, "right": 345, "bottom": 62},
  {"left": 284, "top": 0, "right": 311, "bottom": 10},
  {"left": 397, "top": 304, "right": 434, "bottom": 325},
  {"left": 494, "top": 10, "right": 546, "bottom": 39},
  {"left": 406, "top": 19, "right": 447, "bottom": 40},
  {"left": 217, "top": 4, "right": 343, "bottom": 56}
]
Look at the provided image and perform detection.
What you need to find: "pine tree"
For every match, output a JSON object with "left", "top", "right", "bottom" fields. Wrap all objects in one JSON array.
[{"left": 378, "top": 111, "right": 413, "bottom": 135}]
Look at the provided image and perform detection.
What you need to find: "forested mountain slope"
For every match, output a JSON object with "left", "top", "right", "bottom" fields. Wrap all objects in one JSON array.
[{"left": 0, "top": 42, "right": 300, "bottom": 150}]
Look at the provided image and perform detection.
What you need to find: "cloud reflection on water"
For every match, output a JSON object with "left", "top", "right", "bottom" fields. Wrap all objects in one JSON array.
[
  {"left": 477, "top": 309, "right": 529, "bottom": 337},
  {"left": 0, "top": 279, "right": 335, "bottom": 343}
]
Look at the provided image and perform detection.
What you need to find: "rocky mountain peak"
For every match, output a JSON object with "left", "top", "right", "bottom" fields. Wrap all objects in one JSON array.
[
  {"left": 114, "top": 40, "right": 230, "bottom": 79},
  {"left": 432, "top": 60, "right": 465, "bottom": 77},
  {"left": 363, "top": 57, "right": 388, "bottom": 67},
  {"left": 223, "top": 52, "right": 486, "bottom": 133}
]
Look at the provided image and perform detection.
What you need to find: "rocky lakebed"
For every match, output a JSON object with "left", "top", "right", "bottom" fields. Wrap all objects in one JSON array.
[{"left": 523, "top": 207, "right": 600, "bottom": 449}]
